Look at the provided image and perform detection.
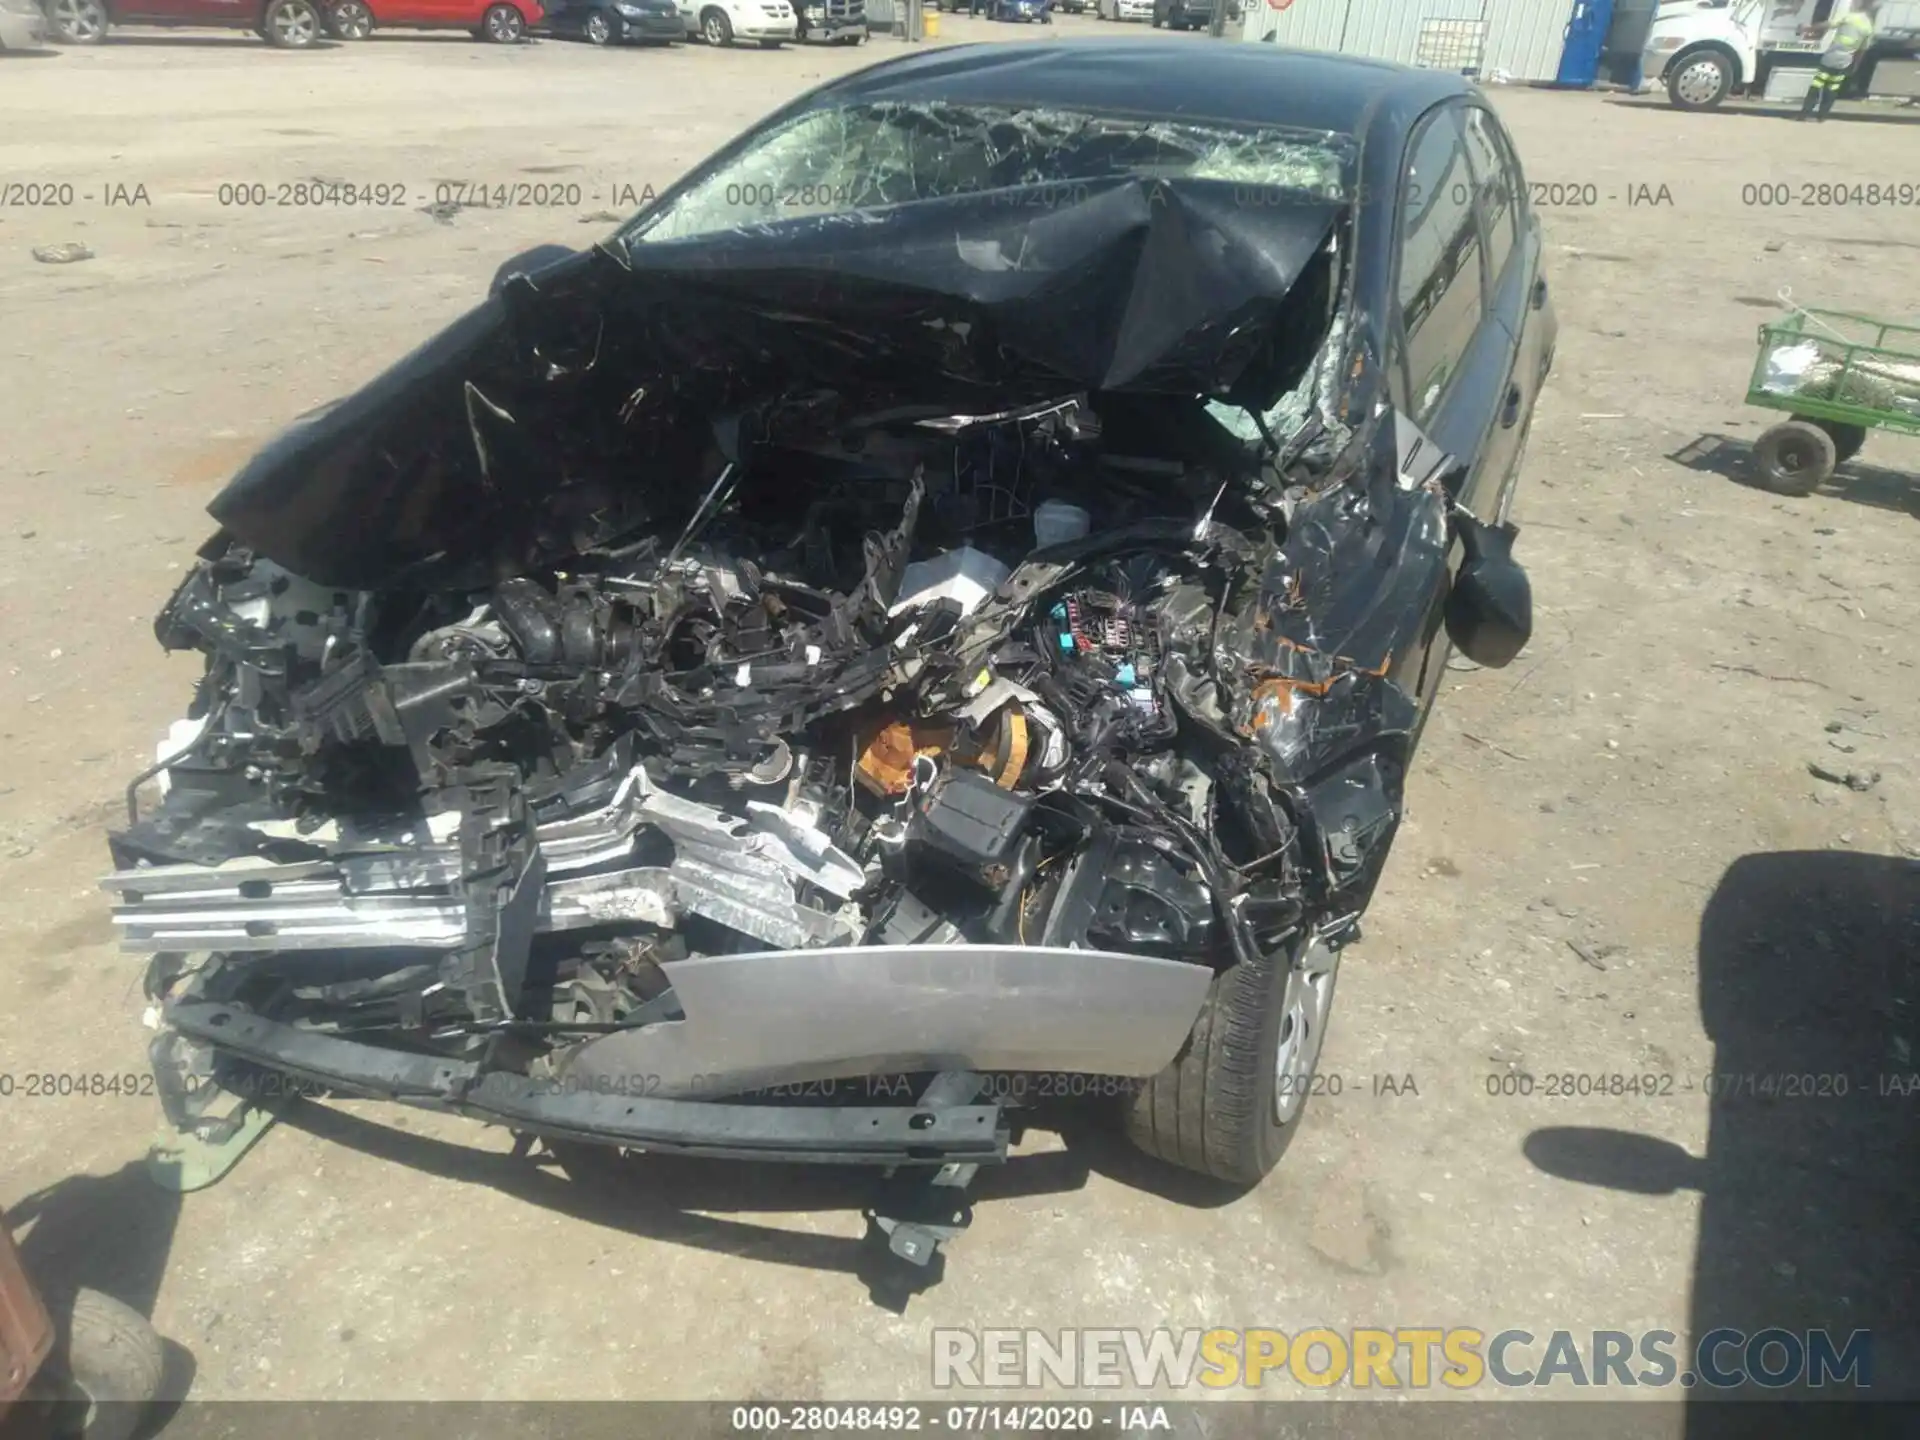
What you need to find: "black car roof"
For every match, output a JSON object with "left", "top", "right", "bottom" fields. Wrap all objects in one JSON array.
[{"left": 813, "top": 38, "right": 1474, "bottom": 134}]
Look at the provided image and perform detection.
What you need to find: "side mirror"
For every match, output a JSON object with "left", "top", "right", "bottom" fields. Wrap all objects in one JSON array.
[
  {"left": 488, "top": 244, "right": 578, "bottom": 298},
  {"left": 1523, "top": 1127, "right": 1706, "bottom": 1197},
  {"left": 1445, "top": 512, "right": 1532, "bottom": 668}
]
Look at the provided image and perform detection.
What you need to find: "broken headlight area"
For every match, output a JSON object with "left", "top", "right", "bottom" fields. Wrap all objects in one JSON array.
[
  {"left": 114, "top": 496, "right": 1326, "bottom": 1018},
  {"left": 104, "top": 141, "right": 1470, "bottom": 1185}
]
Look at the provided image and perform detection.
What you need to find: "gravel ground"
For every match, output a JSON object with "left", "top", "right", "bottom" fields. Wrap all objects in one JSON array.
[{"left": 0, "top": 19, "right": 1916, "bottom": 1410}]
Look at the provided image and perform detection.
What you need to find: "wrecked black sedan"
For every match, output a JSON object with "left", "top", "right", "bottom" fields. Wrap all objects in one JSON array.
[{"left": 105, "top": 41, "right": 1554, "bottom": 1234}]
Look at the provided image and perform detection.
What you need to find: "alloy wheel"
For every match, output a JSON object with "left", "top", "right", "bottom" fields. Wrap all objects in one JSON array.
[
  {"left": 1272, "top": 935, "right": 1340, "bottom": 1125},
  {"left": 485, "top": 3, "right": 525, "bottom": 39},
  {"left": 331, "top": 0, "right": 372, "bottom": 36},
  {"left": 52, "top": 0, "right": 108, "bottom": 40},
  {"left": 584, "top": 10, "right": 611, "bottom": 39},
  {"left": 269, "top": 0, "right": 320, "bottom": 44}
]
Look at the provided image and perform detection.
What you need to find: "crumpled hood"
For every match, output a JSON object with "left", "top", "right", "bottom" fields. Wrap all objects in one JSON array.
[
  {"left": 624, "top": 179, "right": 1341, "bottom": 394},
  {"left": 208, "top": 176, "right": 1342, "bottom": 590}
]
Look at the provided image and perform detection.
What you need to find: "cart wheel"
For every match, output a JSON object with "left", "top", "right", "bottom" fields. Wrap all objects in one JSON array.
[
  {"left": 1753, "top": 420, "right": 1837, "bottom": 497},
  {"left": 45, "top": 1290, "right": 167, "bottom": 1440}
]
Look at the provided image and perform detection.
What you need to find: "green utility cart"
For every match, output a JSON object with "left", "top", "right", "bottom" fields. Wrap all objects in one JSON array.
[{"left": 1746, "top": 307, "right": 1920, "bottom": 496}]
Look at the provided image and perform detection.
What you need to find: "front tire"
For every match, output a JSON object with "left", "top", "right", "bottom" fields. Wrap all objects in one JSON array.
[
  {"left": 582, "top": 9, "right": 612, "bottom": 41},
  {"left": 1667, "top": 48, "right": 1734, "bottom": 110},
  {"left": 1752, "top": 419, "right": 1837, "bottom": 496},
  {"left": 1126, "top": 931, "right": 1342, "bottom": 1184},
  {"left": 482, "top": 1, "right": 526, "bottom": 39},
  {"left": 325, "top": 0, "right": 372, "bottom": 38},
  {"left": 699, "top": 4, "right": 731, "bottom": 42},
  {"left": 47, "top": 0, "right": 109, "bottom": 42},
  {"left": 262, "top": 0, "right": 322, "bottom": 45},
  {"left": 45, "top": 1290, "right": 167, "bottom": 1440}
]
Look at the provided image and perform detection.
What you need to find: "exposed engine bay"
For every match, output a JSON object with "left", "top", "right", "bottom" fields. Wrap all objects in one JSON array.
[{"left": 136, "top": 398, "right": 1343, "bottom": 965}]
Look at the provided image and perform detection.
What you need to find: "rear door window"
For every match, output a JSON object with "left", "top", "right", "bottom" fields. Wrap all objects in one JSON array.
[
  {"left": 1396, "top": 105, "right": 1485, "bottom": 420},
  {"left": 1460, "top": 105, "right": 1519, "bottom": 286}
]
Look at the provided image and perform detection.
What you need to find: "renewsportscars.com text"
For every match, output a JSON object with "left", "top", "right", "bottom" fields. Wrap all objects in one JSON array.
[{"left": 931, "top": 1327, "right": 1871, "bottom": 1391}]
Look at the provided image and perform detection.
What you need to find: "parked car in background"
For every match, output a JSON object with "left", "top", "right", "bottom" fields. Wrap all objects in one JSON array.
[
  {"left": 322, "top": 0, "right": 541, "bottom": 41},
  {"left": 534, "top": 0, "right": 677, "bottom": 43},
  {"left": 1094, "top": 0, "right": 1150, "bottom": 20},
  {"left": 677, "top": 0, "right": 791, "bottom": 44},
  {"left": 0, "top": 0, "right": 48, "bottom": 49},
  {"left": 1053, "top": 0, "right": 1085, "bottom": 11},
  {"left": 932, "top": 0, "right": 1046, "bottom": 13},
  {"left": 1152, "top": 0, "right": 1235, "bottom": 29},
  {"left": 793, "top": 0, "right": 860, "bottom": 42},
  {"left": 42, "top": 0, "right": 326, "bottom": 44}
]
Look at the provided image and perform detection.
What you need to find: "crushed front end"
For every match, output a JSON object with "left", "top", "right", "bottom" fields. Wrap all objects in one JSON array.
[{"left": 105, "top": 102, "right": 1506, "bottom": 1216}]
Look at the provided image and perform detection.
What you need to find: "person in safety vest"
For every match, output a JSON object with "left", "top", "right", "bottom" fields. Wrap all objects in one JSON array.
[{"left": 1799, "top": 1, "right": 1879, "bottom": 121}]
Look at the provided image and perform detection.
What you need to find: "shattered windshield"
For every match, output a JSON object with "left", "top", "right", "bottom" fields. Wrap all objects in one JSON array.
[{"left": 624, "top": 102, "right": 1355, "bottom": 244}]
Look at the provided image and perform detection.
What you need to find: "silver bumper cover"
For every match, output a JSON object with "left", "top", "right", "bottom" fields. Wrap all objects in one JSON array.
[{"left": 565, "top": 943, "right": 1215, "bottom": 1095}]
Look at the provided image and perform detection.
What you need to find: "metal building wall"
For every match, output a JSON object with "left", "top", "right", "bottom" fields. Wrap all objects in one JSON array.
[
  {"left": 1482, "top": 0, "right": 1579, "bottom": 79},
  {"left": 1243, "top": 0, "right": 1575, "bottom": 84}
]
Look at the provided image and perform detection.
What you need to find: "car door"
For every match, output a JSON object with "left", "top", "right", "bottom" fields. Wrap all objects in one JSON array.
[
  {"left": 1391, "top": 101, "right": 1511, "bottom": 524},
  {"left": 1461, "top": 102, "right": 1554, "bottom": 524},
  {"left": 368, "top": 0, "right": 438, "bottom": 26},
  {"left": 1453, "top": 102, "right": 1527, "bottom": 524},
  {"left": 1387, "top": 100, "right": 1512, "bottom": 715},
  {"left": 144, "top": 0, "right": 249, "bottom": 23}
]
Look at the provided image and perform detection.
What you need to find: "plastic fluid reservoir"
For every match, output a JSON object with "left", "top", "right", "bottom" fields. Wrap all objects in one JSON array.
[
  {"left": 1033, "top": 500, "right": 1092, "bottom": 550},
  {"left": 888, "top": 546, "right": 1012, "bottom": 618}
]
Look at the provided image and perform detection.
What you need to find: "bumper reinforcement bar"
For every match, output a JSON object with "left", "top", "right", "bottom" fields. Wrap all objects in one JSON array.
[{"left": 165, "top": 1001, "right": 1010, "bottom": 1166}]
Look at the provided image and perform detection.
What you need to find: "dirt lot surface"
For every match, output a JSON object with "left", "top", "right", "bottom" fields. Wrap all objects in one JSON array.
[{"left": 1, "top": 20, "right": 1917, "bottom": 1412}]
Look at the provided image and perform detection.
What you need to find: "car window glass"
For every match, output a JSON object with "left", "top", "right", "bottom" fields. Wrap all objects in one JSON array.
[
  {"left": 1459, "top": 106, "right": 1517, "bottom": 284},
  {"left": 1397, "top": 107, "right": 1484, "bottom": 421},
  {"left": 624, "top": 103, "right": 1354, "bottom": 244}
]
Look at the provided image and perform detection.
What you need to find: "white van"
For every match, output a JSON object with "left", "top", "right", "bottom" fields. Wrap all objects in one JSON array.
[{"left": 678, "top": 0, "right": 796, "bottom": 45}]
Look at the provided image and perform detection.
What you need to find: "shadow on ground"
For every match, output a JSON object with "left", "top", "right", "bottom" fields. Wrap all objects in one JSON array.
[
  {"left": 1669, "top": 432, "right": 1920, "bottom": 518},
  {"left": 1527, "top": 850, "right": 1920, "bottom": 1426},
  {"left": 279, "top": 1092, "right": 1244, "bottom": 1312},
  {"left": 1607, "top": 97, "right": 1920, "bottom": 126},
  {"left": 362, "top": 33, "right": 544, "bottom": 43},
  {"left": 95, "top": 35, "right": 340, "bottom": 49}
]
